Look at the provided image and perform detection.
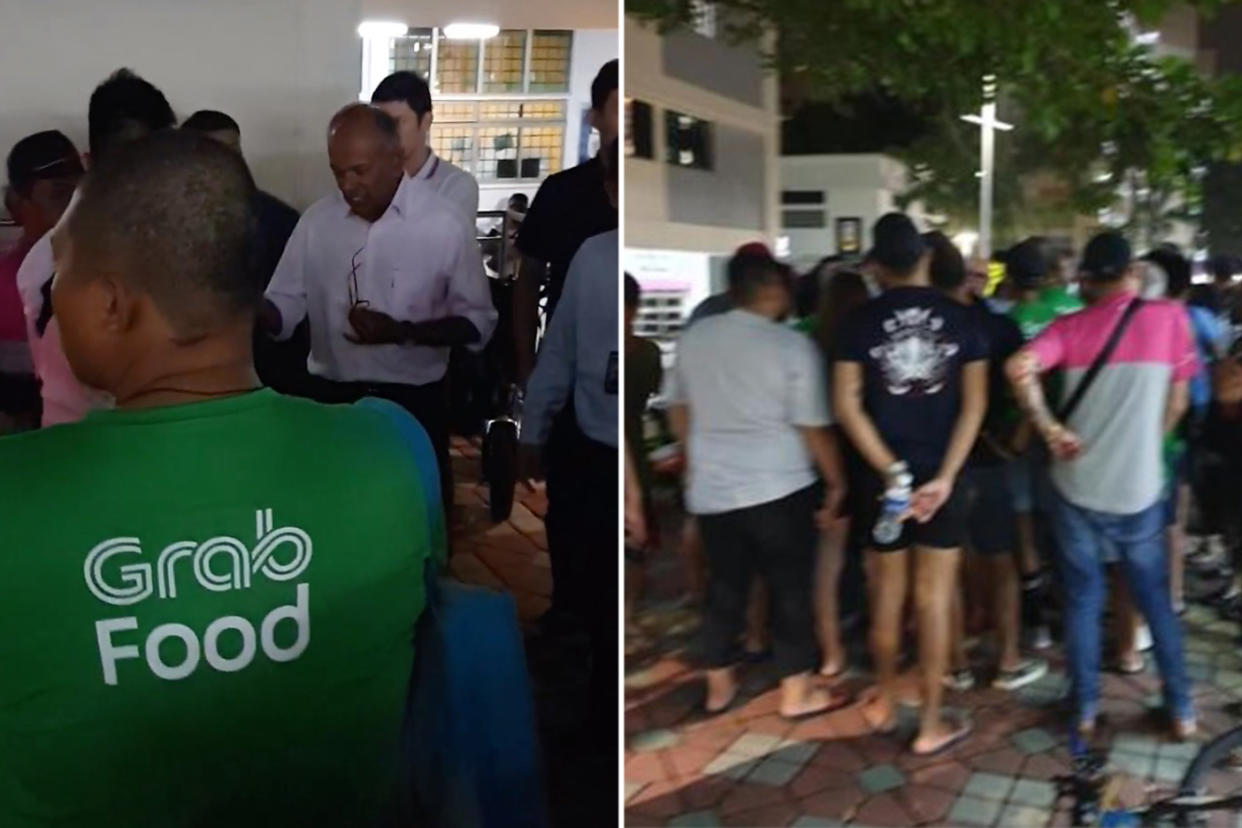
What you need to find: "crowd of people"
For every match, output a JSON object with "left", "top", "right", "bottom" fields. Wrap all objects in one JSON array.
[
  {"left": 0, "top": 58, "right": 619, "bottom": 825},
  {"left": 627, "top": 210, "right": 1242, "bottom": 757}
]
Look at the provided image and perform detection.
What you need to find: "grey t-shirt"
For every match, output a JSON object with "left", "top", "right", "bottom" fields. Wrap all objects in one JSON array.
[{"left": 667, "top": 309, "right": 831, "bottom": 514}]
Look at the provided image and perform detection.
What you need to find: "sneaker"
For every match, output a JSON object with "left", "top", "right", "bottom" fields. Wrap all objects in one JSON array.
[
  {"left": 993, "top": 658, "right": 1049, "bottom": 691},
  {"left": 1026, "top": 624, "right": 1053, "bottom": 651},
  {"left": 943, "top": 668, "right": 976, "bottom": 692}
]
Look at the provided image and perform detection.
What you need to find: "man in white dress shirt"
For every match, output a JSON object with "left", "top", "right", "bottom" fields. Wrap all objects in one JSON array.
[
  {"left": 372, "top": 71, "right": 479, "bottom": 226},
  {"left": 262, "top": 104, "right": 496, "bottom": 514}
]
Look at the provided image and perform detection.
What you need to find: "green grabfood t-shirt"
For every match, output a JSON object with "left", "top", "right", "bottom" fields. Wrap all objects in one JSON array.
[{"left": 0, "top": 390, "right": 434, "bottom": 827}]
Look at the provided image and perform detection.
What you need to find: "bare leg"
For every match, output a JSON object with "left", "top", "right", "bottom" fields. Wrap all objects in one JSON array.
[
  {"left": 912, "top": 546, "right": 966, "bottom": 754},
  {"left": 1015, "top": 511, "right": 1040, "bottom": 576},
  {"left": 1114, "top": 568, "right": 1142, "bottom": 671},
  {"left": 815, "top": 520, "right": 850, "bottom": 675},
  {"left": 950, "top": 578, "right": 969, "bottom": 672},
  {"left": 862, "top": 548, "right": 909, "bottom": 731},
  {"left": 990, "top": 554, "right": 1022, "bottom": 672},
  {"left": 705, "top": 666, "right": 737, "bottom": 713}
]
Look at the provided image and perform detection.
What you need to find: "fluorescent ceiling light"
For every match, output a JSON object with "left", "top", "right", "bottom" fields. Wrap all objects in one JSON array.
[
  {"left": 358, "top": 20, "right": 408, "bottom": 38},
  {"left": 443, "top": 22, "right": 500, "bottom": 39}
]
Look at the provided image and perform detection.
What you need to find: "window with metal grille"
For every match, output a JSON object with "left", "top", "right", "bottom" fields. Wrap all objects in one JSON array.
[
  {"left": 366, "top": 29, "right": 573, "bottom": 182},
  {"left": 782, "top": 209, "right": 827, "bottom": 229},
  {"left": 429, "top": 100, "right": 566, "bottom": 181},
  {"left": 665, "top": 110, "right": 713, "bottom": 170},
  {"left": 636, "top": 291, "right": 689, "bottom": 340}
]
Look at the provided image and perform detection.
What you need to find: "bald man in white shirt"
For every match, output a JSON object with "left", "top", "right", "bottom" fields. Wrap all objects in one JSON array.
[{"left": 262, "top": 104, "right": 496, "bottom": 514}]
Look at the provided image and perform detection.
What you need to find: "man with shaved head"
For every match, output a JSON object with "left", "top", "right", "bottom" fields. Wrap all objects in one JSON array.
[
  {"left": 0, "top": 130, "right": 438, "bottom": 825},
  {"left": 263, "top": 103, "right": 497, "bottom": 517}
]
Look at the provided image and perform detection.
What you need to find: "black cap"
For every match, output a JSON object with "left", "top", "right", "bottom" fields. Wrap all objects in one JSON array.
[
  {"left": 1081, "top": 231, "right": 1132, "bottom": 281},
  {"left": 1006, "top": 238, "right": 1051, "bottom": 289},
  {"left": 6, "top": 130, "right": 83, "bottom": 196},
  {"left": 868, "top": 212, "right": 925, "bottom": 272}
]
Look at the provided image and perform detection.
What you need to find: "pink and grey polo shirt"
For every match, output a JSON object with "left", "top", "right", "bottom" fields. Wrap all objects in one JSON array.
[{"left": 1028, "top": 291, "right": 1196, "bottom": 515}]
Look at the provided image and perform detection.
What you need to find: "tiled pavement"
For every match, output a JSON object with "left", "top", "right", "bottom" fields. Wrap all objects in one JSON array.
[
  {"left": 447, "top": 437, "right": 551, "bottom": 625},
  {"left": 446, "top": 439, "right": 608, "bottom": 828},
  {"left": 625, "top": 522, "right": 1242, "bottom": 826}
]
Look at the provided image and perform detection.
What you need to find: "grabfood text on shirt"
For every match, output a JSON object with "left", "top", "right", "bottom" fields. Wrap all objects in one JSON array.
[{"left": 84, "top": 508, "right": 312, "bottom": 685}]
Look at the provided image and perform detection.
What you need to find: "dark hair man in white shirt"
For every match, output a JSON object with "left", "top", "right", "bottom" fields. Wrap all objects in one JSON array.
[
  {"left": 371, "top": 71, "right": 479, "bottom": 225},
  {"left": 262, "top": 104, "right": 497, "bottom": 518}
]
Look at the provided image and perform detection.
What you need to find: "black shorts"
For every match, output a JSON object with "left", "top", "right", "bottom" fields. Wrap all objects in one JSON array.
[
  {"left": 961, "top": 464, "right": 1018, "bottom": 555},
  {"left": 857, "top": 467, "right": 970, "bottom": 553}
]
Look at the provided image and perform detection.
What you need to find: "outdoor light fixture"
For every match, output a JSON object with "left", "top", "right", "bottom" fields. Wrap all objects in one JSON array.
[
  {"left": 443, "top": 23, "right": 500, "bottom": 40},
  {"left": 357, "top": 20, "right": 408, "bottom": 38}
]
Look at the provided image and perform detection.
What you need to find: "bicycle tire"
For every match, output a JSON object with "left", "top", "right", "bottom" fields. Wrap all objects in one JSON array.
[
  {"left": 485, "top": 419, "right": 518, "bottom": 523},
  {"left": 1179, "top": 724, "right": 1242, "bottom": 795}
]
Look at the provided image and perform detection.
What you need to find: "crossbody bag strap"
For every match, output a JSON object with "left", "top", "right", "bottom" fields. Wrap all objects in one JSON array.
[{"left": 1056, "top": 297, "right": 1144, "bottom": 423}]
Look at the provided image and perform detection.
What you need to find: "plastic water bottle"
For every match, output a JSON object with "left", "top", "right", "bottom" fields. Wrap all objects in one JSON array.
[{"left": 873, "top": 468, "right": 913, "bottom": 545}]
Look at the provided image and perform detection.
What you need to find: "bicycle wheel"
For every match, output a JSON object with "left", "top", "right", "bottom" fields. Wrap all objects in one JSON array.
[
  {"left": 484, "top": 418, "right": 518, "bottom": 523},
  {"left": 1179, "top": 724, "right": 1242, "bottom": 795}
]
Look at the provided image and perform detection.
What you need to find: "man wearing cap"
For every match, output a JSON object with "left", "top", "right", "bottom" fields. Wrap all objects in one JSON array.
[
  {"left": 834, "top": 213, "right": 987, "bottom": 756},
  {"left": 1, "top": 131, "right": 83, "bottom": 431},
  {"left": 1006, "top": 231, "right": 1196, "bottom": 740}
]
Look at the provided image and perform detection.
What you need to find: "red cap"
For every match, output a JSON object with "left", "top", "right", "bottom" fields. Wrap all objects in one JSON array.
[{"left": 734, "top": 241, "right": 773, "bottom": 259}]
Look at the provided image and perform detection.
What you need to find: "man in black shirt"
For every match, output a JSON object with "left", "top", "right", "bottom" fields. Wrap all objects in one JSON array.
[
  {"left": 513, "top": 59, "right": 618, "bottom": 629},
  {"left": 925, "top": 231, "right": 1048, "bottom": 695},
  {"left": 834, "top": 214, "right": 987, "bottom": 756},
  {"left": 513, "top": 59, "right": 618, "bottom": 382},
  {"left": 182, "top": 110, "right": 305, "bottom": 396}
]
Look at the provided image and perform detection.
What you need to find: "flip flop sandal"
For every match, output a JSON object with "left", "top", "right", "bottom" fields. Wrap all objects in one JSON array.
[
  {"left": 701, "top": 689, "right": 743, "bottom": 718},
  {"left": 857, "top": 689, "right": 900, "bottom": 735},
  {"left": 910, "top": 717, "right": 974, "bottom": 758},
  {"left": 780, "top": 689, "right": 853, "bottom": 722},
  {"left": 1114, "top": 657, "right": 1146, "bottom": 675}
]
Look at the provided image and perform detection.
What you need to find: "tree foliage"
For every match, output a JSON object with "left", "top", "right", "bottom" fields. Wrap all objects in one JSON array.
[{"left": 630, "top": 0, "right": 1242, "bottom": 246}]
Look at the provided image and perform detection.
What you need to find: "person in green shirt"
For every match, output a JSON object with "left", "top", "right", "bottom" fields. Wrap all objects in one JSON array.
[
  {"left": 1009, "top": 238, "right": 1083, "bottom": 340},
  {"left": 1004, "top": 238, "right": 1081, "bottom": 652},
  {"left": 0, "top": 131, "right": 436, "bottom": 827}
]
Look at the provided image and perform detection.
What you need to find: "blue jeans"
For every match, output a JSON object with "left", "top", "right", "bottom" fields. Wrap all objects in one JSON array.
[{"left": 1050, "top": 489, "right": 1191, "bottom": 724}]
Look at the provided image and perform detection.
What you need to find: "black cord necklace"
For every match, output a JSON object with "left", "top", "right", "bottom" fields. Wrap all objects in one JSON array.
[{"left": 118, "top": 386, "right": 263, "bottom": 405}]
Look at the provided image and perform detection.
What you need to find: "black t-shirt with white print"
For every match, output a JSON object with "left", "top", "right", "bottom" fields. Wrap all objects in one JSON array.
[{"left": 839, "top": 286, "right": 988, "bottom": 475}]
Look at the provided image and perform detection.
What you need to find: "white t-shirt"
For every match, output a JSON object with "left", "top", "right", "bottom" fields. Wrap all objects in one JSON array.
[
  {"left": 667, "top": 309, "right": 832, "bottom": 515},
  {"left": 16, "top": 191, "right": 113, "bottom": 426}
]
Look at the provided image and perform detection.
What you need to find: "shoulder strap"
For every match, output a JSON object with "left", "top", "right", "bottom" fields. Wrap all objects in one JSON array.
[{"left": 1057, "top": 298, "right": 1144, "bottom": 423}]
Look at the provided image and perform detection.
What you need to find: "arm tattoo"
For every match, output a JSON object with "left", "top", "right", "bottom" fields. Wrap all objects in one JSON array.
[{"left": 1012, "top": 352, "right": 1058, "bottom": 434}]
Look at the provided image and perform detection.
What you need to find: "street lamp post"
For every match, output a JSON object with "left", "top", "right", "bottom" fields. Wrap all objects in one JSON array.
[{"left": 960, "top": 75, "right": 1013, "bottom": 259}]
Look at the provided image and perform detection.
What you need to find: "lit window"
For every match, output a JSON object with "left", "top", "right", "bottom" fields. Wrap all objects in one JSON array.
[
  {"left": 690, "top": 1, "right": 717, "bottom": 38},
  {"left": 390, "top": 28, "right": 434, "bottom": 77},
  {"left": 436, "top": 35, "right": 480, "bottom": 93},
  {"left": 665, "top": 110, "right": 713, "bottom": 170},
  {"left": 529, "top": 31, "right": 572, "bottom": 92},
  {"left": 430, "top": 100, "right": 565, "bottom": 181},
  {"left": 482, "top": 30, "right": 526, "bottom": 93}
]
